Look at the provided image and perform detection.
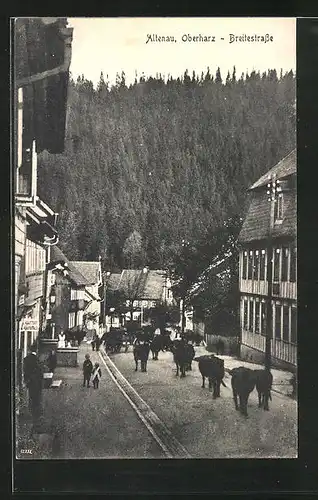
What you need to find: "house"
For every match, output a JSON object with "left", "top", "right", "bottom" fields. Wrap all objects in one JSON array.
[
  {"left": 238, "top": 149, "right": 297, "bottom": 371},
  {"left": 70, "top": 259, "right": 103, "bottom": 332},
  {"left": 14, "top": 18, "right": 73, "bottom": 384},
  {"left": 105, "top": 267, "right": 174, "bottom": 328},
  {"left": 45, "top": 247, "right": 102, "bottom": 337}
]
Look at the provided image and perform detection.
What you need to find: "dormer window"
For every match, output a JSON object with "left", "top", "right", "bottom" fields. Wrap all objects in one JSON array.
[{"left": 274, "top": 193, "right": 284, "bottom": 222}]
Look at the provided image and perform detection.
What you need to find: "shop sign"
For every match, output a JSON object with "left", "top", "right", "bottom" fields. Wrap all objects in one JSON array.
[{"left": 20, "top": 319, "right": 38, "bottom": 331}]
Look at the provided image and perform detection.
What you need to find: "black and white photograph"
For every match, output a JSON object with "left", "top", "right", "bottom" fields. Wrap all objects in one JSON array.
[{"left": 13, "top": 17, "right": 297, "bottom": 462}]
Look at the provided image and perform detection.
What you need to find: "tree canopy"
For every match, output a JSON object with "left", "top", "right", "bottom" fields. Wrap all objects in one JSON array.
[{"left": 37, "top": 67, "right": 295, "bottom": 271}]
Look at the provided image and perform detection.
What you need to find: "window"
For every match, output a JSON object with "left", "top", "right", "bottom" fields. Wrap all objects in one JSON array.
[
  {"left": 291, "top": 307, "right": 297, "bottom": 344},
  {"left": 255, "top": 301, "right": 260, "bottom": 334},
  {"left": 274, "top": 193, "right": 284, "bottom": 221},
  {"left": 282, "top": 305, "right": 289, "bottom": 342},
  {"left": 282, "top": 247, "right": 289, "bottom": 282},
  {"left": 275, "top": 304, "right": 282, "bottom": 340},
  {"left": 290, "top": 247, "right": 297, "bottom": 282},
  {"left": 273, "top": 248, "right": 281, "bottom": 282},
  {"left": 260, "top": 301, "right": 266, "bottom": 335},
  {"left": 71, "top": 289, "right": 76, "bottom": 300},
  {"left": 260, "top": 250, "right": 266, "bottom": 280},
  {"left": 77, "top": 310, "right": 84, "bottom": 326},
  {"left": 243, "top": 299, "right": 248, "bottom": 330},
  {"left": 248, "top": 251, "right": 253, "bottom": 279},
  {"left": 249, "top": 299, "right": 254, "bottom": 332},
  {"left": 253, "top": 250, "right": 260, "bottom": 280},
  {"left": 69, "top": 312, "right": 76, "bottom": 329},
  {"left": 242, "top": 251, "right": 248, "bottom": 279}
]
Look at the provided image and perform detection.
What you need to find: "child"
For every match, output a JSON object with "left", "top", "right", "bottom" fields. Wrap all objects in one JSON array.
[
  {"left": 92, "top": 362, "right": 102, "bottom": 389},
  {"left": 82, "top": 353, "right": 93, "bottom": 387}
]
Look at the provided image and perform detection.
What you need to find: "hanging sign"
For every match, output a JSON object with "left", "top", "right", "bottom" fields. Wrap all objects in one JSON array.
[{"left": 20, "top": 319, "right": 39, "bottom": 331}]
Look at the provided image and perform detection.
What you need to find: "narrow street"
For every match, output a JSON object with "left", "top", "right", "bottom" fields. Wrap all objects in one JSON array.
[
  {"left": 23, "top": 341, "right": 299, "bottom": 460},
  {"left": 40, "top": 344, "right": 165, "bottom": 459},
  {"left": 106, "top": 345, "right": 297, "bottom": 459}
]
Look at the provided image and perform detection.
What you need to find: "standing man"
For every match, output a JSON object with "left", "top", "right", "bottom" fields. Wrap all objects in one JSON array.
[
  {"left": 23, "top": 346, "right": 43, "bottom": 422},
  {"left": 82, "top": 353, "right": 93, "bottom": 388}
]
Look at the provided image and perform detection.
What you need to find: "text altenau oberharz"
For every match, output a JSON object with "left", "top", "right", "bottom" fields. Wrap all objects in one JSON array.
[{"left": 145, "top": 34, "right": 216, "bottom": 44}]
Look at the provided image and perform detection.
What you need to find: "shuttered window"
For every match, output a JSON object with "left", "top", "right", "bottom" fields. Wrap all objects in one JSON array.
[
  {"left": 242, "top": 251, "right": 248, "bottom": 279},
  {"left": 253, "top": 250, "right": 260, "bottom": 280},
  {"left": 255, "top": 301, "right": 260, "bottom": 334},
  {"left": 248, "top": 251, "right": 253, "bottom": 279},
  {"left": 291, "top": 307, "right": 297, "bottom": 344},
  {"left": 243, "top": 299, "right": 248, "bottom": 330},
  {"left": 290, "top": 247, "right": 297, "bottom": 282},
  {"left": 282, "top": 304, "right": 289, "bottom": 342},
  {"left": 275, "top": 304, "right": 282, "bottom": 340},
  {"left": 273, "top": 248, "right": 281, "bottom": 282},
  {"left": 260, "top": 250, "right": 266, "bottom": 280},
  {"left": 282, "top": 247, "right": 289, "bottom": 282},
  {"left": 249, "top": 299, "right": 254, "bottom": 332}
]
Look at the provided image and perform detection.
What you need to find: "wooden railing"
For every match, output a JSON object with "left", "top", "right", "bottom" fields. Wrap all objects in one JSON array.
[{"left": 242, "top": 329, "right": 297, "bottom": 366}]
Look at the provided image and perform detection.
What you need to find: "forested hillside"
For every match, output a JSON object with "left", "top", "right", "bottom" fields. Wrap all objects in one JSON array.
[{"left": 37, "top": 67, "right": 295, "bottom": 269}]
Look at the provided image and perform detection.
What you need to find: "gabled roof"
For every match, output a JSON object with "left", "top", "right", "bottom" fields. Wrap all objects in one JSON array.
[
  {"left": 239, "top": 151, "right": 297, "bottom": 243},
  {"left": 50, "top": 247, "right": 90, "bottom": 286},
  {"left": 108, "top": 273, "right": 122, "bottom": 291},
  {"left": 108, "top": 269, "right": 167, "bottom": 300},
  {"left": 143, "top": 270, "right": 166, "bottom": 300},
  {"left": 71, "top": 261, "right": 101, "bottom": 285},
  {"left": 249, "top": 149, "right": 296, "bottom": 190}
]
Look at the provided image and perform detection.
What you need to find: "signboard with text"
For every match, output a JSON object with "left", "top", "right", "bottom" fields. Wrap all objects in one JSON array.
[{"left": 20, "top": 319, "right": 39, "bottom": 331}]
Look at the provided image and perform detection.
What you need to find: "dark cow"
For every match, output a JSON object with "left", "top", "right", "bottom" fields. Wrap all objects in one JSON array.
[
  {"left": 229, "top": 366, "right": 256, "bottom": 417},
  {"left": 254, "top": 369, "right": 273, "bottom": 411},
  {"left": 194, "top": 355, "right": 226, "bottom": 398},
  {"left": 133, "top": 341, "right": 151, "bottom": 372},
  {"left": 184, "top": 343, "right": 195, "bottom": 371},
  {"left": 172, "top": 340, "right": 195, "bottom": 377},
  {"left": 229, "top": 367, "right": 274, "bottom": 416},
  {"left": 150, "top": 335, "right": 162, "bottom": 360}
]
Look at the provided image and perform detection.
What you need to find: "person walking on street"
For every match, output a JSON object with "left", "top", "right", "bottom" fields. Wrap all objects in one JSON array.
[
  {"left": 83, "top": 353, "right": 93, "bottom": 387},
  {"left": 92, "top": 362, "right": 102, "bottom": 389},
  {"left": 95, "top": 335, "right": 101, "bottom": 352},
  {"left": 47, "top": 349, "right": 57, "bottom": 373},
  {"left": 23, "top": 346, "right": 43, "bottom": 422}
]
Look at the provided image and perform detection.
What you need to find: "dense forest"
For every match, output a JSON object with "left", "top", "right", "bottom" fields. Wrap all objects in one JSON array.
[{"left": 38, "top": 67, "right": 296, "bottom": 270}]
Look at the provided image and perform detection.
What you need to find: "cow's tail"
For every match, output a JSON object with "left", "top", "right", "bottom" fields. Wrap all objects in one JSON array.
[
  {"left": 269, "top": 390, "right": 272, "bottom": 401},
  {"left": 221, "top": 379, "right": 227, "bottom": 387}
]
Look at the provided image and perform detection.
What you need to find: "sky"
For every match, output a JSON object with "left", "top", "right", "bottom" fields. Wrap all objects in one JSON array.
[{"left": 68, "top": 17, "right": 296, "bottom": 87}]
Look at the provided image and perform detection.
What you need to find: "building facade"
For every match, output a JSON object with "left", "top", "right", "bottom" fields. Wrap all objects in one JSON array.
[
  {"left": 106, "top": 268, "right": 175, "bottom": 328},
  {"left": 46, "top": 247, "right": 102, "bottom": 336},
  {"left": 238, "top": 150, "right": 297, "bottom": 371},
  {"left": 14, "top": 18, "right": 73, "bottom": 386}
]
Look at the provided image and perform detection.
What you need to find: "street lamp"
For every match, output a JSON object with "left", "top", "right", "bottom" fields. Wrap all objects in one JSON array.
[{"left": 264, "top": 175, "right": 280, "bottom": 371}]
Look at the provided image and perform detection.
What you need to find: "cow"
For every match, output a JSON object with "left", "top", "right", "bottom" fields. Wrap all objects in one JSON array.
[
  {"left": 133, "top": 341, "right": 151, "bottom": 372},
  {"left": 229, "top": 367, "right": 274, "bottom": 416},
  {"left": 150, "top": 335, "right": 162, "bottom": 360},
  {"left": 194, "top": 355, "right": 226, "bottom": 399},
  {"left": 184, "top": 343, "right": 195, "bottom": 371},
  {"left": 172, "top": 340, "right": 195, "bottom": 377},
  {"left": 229, "top": 366, "right": 257, "bottom": 417},
  {"left": 254, "top": 369, "right": 273, "bottom": 411}
]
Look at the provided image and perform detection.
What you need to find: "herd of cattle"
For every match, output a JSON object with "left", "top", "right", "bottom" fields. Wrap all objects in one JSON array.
[{"left": 100, "top": 326, "right": 274, "bottom": 417}]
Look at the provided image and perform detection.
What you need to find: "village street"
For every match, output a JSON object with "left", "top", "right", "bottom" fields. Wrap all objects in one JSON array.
[
  {"left": 19, "top": 340, "right": 297, "bottom": 460},
  {"left": 106, "top": 344, "right": 297, "bottom": 459}
]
